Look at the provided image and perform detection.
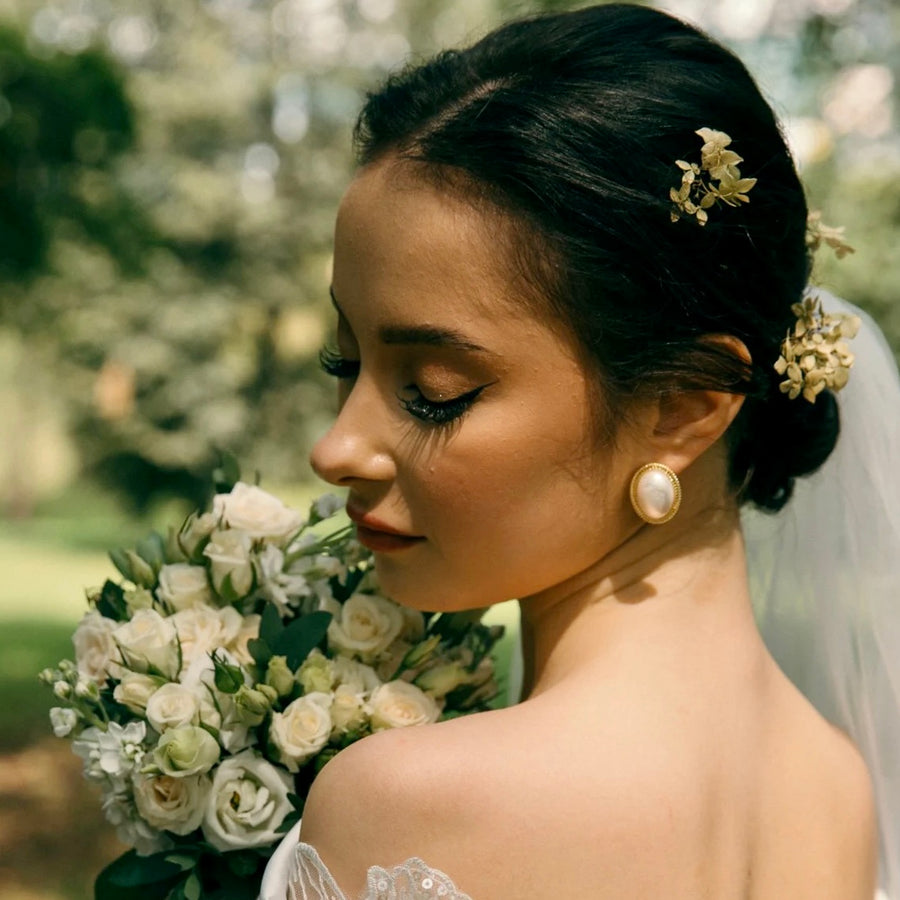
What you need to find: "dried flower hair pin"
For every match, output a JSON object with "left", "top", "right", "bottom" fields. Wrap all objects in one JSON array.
[
  {"left": 806, "top": 210, "right": 855, "bottom": 259},
  {"left": 774, "top": 295, "right": 861, "bottom": 403},
  {"left": 669, "top": 128, "right": 757, "bottom": 225}
]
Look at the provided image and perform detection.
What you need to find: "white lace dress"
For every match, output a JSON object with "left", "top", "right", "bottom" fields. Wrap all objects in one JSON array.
[{"left": 260, "top": 822, "right": 472, "bottom": 900}]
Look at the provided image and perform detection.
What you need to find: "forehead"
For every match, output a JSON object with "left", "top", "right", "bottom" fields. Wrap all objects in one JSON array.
[{"left": 333, "top": 159, "right": 532, "bottom": 325}]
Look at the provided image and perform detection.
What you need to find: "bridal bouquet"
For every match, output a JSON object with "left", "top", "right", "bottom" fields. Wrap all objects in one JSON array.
[{"left": 42, "top": 466, "right": 503, "bottom": 900}]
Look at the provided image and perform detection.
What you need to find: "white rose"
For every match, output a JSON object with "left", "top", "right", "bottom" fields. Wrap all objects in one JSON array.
[
  {"left": 50, "top": 707, "right": 78, "bottom": 737},
  {"left": 369, "top": 681, "right": 440, "bottom": 731},
  {"left": 332, "top": 656, "right": 382, "bottom": 694},
  {"left": 178, "top": 511, "right": 218, "bottom": 558},
  {"left": 172, "top": 605, "right": 243, "bottom": 670},
  {"left": 328, "top": 594, "right": 404, "bottom": 662},
  {"left": 398, "top": 606, "right": 426, "bottom": 642},
  {"left": 73, "top": 611, "right": 121, "bottom": 685},
  {"left": 114, "top": 672, "right": 163, "bottom": 714},
  {"left": 114, "top": 610, "right": 180, "bottom": 678},
  {"left": 226, "top": 613, "right": 261, "bottom": 667},
  {"left": 297, "top": 649, "right": 335, "bottom": 694},
  {"left": 201, "top": 750, "right": 293, "bottom": 851},
  {"left": 178, "top": 653, "right": 251, "bottom": 752},
  {"left": 146, "top": 683, "right": 201, "bottom": 732},
  {"left": 133, "top": 772, "right": 211, "bottom": 835},
  {"left": 212, "top": 482, "right": 304, "bottom": 543},
  {"left": 330, "top": 685, "right": 369, "bottom": 736},
  {"left": 269, "top": 692, "right": 332, "bottom": 772},
  {"left": 153, "top": 725, "right": 220, "bottom": 777},
  {"left": 157, "top": 564, "right": 214, "bottom": 612},
  {"left": 204, "top": 529, "right": 254, "bottom": 599}
]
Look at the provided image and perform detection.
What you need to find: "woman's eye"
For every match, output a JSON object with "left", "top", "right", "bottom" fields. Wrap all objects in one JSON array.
[
  {"left": 399, "top": 384, "right": 487, "bottom": 426},
  {"left": 319, "top": 346, "right": 360, "bottom": 379}
]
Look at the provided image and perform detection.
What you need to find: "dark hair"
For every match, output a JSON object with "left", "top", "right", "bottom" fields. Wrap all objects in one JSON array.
[{"left": 353, "top": 3, "right": 838, "bottom": 512}]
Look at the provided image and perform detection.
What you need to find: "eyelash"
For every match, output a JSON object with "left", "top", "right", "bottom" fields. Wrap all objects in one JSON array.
[{"left": 318, "top": 346, "right": 486, "bottom": 427}]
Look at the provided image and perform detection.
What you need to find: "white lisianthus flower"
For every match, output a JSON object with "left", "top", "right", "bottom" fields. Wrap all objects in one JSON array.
[
  {"left": 50, "top": 707, "right": 78, "bottom": 737},
  {"left": 73, "top": 611, "right": 121, "bottom": 685},
  {"left": 146, "top": 682, "right": 201, "bottom": 732},
  {"left": 312, "top": 493, "right": 344, "bottom": 521},
  {"left": 133, "top": 772, "right": 211, "bottom": 835},
  {"left": 123, "top": 587, "right": 155, "bottom": 614},
  {"left": 330, "top": 685, "right": 369, "bottom": 736},
  {"left": 157, "top": 563, "right": 214, "bottom": 612},
  {"left": 153, "top": 724, "right": 220, "bottom": 777},
  {"left": 327, "top": 593, "right": 404, "bottom": 662},
  {"left": 212, "top": 483, "right": 304, "bottom": 543},
  {"left": 226, "top": 613, "right": 261, "bottom": 667},
  {"left": 204, "top": 529, "right": 255, "bottom": 599},
  {"left": 369, "top": 681, "right": 440, "bottom": 731},
  {"left": 375, "top": 639, "right": 412, "bottom": 682},
  {"left": 332, "top": 656, "right": 381, "bottom": 694},
  {"left": 114, "top": 610, "right": 180, "bottom": 678},
  {"left": 171, "top": 605, "right": 243, "bottom": 670},
  {"left": 269, "top": 692, "right": 333, "bottom": 772},
  {"left": 201, "top": 750, "right": 293, "bottom": 851},
  {"left": 114, "top": 672, "right": 163, "bottom": 714}
]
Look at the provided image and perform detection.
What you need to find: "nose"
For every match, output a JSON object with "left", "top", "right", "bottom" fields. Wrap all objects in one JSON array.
[{"left": 309, "top": 381, "right": 397, "bottom": 487}]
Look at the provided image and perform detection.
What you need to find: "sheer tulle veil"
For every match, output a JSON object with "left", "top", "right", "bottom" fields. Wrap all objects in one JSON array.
[{"left": 743, "top": 288, "right": 900, "bottom": 898}]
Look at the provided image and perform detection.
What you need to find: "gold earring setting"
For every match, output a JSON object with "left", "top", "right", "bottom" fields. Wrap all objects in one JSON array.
[{"left": 630, "top": 463, "right": 682, "bottom": 525}]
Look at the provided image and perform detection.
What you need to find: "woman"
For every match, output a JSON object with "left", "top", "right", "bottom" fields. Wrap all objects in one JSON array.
[{"left": 272, "top": 4, "right": 899, "bottom": 898}]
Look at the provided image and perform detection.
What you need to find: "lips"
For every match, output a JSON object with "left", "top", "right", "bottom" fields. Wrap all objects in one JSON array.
[{"left": 346, "top": 503, "right": 425, "bottom": 553}]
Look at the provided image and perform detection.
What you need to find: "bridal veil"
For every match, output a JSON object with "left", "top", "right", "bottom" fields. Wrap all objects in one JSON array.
[{"left": 744, "top": 288, "right": 900, "bottom": 898}]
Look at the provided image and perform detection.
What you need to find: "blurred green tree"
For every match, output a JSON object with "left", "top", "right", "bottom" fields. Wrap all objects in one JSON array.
[{"left": 0, "top": 0, "right": 897, "bottom": 515}]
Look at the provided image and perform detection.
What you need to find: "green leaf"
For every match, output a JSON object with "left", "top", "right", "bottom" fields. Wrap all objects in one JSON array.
[
  {"left": 136, "top": 531, "right": 167, "bottom": 573},
  {"left": 212, "top": 450, "right": 242, "bottom": 494},
  {"left": 274, "top": 611, "right": 332, "bottom": 670},
  {"left": 247, "top": 637, "right": 273, "bottom": 668},
  {"left": 95, "top": 850, "right": 184, "bottom": 900},
  {"left": 182, "top": 871, "right": 202, "bottom": 900},
  {"left": 108, "top": 548, "right": 134, "bottom": 582},
  {"left": 225, "top": 852, "right": 258, "bottom": 878},
  {"left": 163, "top": 854, "right": 200, "bottom": 872},
  {"left": 330, "top": 567, "right": 365, "bottom": 602},
  {"left": 96, "top": 579, "right": 128, "bottom": 621},
  {"left": 259, "top": 603, "right": 283, "bottom": 647}
]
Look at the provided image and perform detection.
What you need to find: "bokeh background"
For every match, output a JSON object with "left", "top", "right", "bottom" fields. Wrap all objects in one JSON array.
[{"left": 0, "top": 0, "right": 897, "bottom": 897}]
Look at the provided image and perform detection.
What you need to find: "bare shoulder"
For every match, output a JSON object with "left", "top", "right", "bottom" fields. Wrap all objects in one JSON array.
[{"left": 299, "top": 710, "right": 511, "bottom": 896}]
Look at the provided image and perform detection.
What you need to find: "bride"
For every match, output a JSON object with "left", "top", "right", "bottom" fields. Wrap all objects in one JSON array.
[{"left": 266, "top": 4, "right": 899, "bottom": 898}]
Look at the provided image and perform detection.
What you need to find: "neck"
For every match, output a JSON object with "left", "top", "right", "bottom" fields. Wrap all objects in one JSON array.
[{"left": 518, "top": 501, "right": 757, "bottom": 698}]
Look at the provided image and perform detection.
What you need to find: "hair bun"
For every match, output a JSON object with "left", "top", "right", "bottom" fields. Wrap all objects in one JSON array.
[{"left": 737, "top": 389, "right": 840, "bottom": 512}]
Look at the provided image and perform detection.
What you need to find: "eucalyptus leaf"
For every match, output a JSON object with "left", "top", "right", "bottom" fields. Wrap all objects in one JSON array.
[
  {"left": 247, "top": 637, "right": 273, "bottom": 668},
  {"left": 274, "top": 611, "right": 332, "bottom": 670},
  {"left": 259, "top": 603, "right": 283, "bottom": 647}
]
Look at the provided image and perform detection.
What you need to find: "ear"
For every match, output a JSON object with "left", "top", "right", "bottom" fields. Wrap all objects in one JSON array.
[
  {"left": 644, "top": 336, "right": 751, "bottom": 472},
  {"left": 647, "top": 388, "right": 745, "bottom": 471}
]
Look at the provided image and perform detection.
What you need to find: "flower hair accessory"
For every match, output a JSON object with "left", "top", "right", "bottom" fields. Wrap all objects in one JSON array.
[
  {"left": 774, "top": 295, "right": 861, "bottom": 402},
  {"left": 807, "top": 210, "right": 855, "bottom": 259},
  {"left": 670, "top": 128, "right": 757, "bottom": 225}
]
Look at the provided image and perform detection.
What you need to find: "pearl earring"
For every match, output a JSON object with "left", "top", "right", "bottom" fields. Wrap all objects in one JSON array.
[{"left": 629, "top": 463, "right": 682, "bottom": 525}]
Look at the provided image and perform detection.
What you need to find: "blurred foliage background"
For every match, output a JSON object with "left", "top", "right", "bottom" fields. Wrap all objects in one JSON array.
[{"left": 0, "top": 0, "right": 896, "bottom": 897}]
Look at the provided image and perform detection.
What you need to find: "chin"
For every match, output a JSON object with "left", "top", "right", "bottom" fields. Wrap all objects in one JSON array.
[{"left": 372, "top": 558, "right": 498, "bottom": 614}]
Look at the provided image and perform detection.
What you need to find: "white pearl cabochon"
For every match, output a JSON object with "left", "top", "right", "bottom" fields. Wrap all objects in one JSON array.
[{"left": 635, "top": 467, "right": 677, "bottom": 521}]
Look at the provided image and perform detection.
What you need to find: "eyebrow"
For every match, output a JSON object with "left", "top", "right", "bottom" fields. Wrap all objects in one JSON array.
[{"left": 330, "top": 287, "right": 490, "bottom": 354}]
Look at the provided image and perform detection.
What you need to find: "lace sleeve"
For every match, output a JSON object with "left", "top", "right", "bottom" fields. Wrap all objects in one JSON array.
[{"left": 286, "top": 843, "right": 473, "bottom": 900}]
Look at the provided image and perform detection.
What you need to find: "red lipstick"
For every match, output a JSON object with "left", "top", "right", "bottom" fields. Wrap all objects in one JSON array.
[{"left": 346, "top": 504, "right": 425, "bottom": 553}]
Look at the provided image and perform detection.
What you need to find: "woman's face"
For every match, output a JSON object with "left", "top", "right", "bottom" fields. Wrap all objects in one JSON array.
[{"left": 310, "top": 160, "right": 644, "bottom": 610}]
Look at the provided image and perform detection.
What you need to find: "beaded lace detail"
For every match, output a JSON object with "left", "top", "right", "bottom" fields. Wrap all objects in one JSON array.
[{"left": 286, "top": 843, "right": 472, "bottom": 900}]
